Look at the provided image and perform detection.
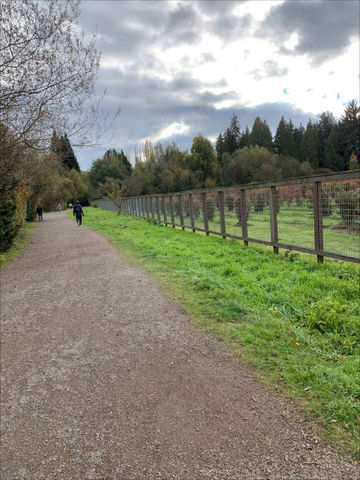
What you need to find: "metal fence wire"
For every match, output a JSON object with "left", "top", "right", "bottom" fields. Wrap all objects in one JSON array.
[{"left": 92, "top": 171, "right": 360, "bottom": 263}]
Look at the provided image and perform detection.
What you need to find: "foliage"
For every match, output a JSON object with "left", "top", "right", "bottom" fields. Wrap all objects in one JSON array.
[
  {"left": 250, "top": 116, "right": 273, "bottom": 151},
  {"left": 0, "top": 0, "right": 100, "bottom": 148},
  {"left": 104, "top": 179, "right": 127, "bottom": 215},
  {"left": 337, "top": 101, "right": 360, "bottom": 169},
  {"left": 234, "top": 195, "right": 249, "bottom": 224},
  {"left": 0, "top": 221, "right": 34, "bottom": 269},
  {"left": 188, "top": 135, "right": 218, "bottom": 183},
  {"left": 349, "top": 153, "right": 359, "bottom": 170},
  {"left": 0, "top": 181, "right": 17, "bottom": 251},
  {"left": 222, "top": 113, "right": 241, "bottom": 154},
  {"left": 89, "top": 148, "right": 132, "bottom": 196},
  {"left": 13, "top": 182, "right": 29, "bottom": 230},
  {"left": 51, "top": 132, "right": 80, "bottom": 172},
  {"left": 274, "top": 116, "right": 296, "bottom": 157},
  {"left": 300, "top": 120, "right": 320, "bottom": 168},
  {"left": 335, "top": 188, "right": 360, "bottom": 225},
  {"left": 321, "top": 190, "right": 333, "bottom": 217}
]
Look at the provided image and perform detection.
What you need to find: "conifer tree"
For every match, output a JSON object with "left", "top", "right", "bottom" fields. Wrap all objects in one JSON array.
[
  {"left": 337, "top": 100, "right": 360, "bottom": 169},
  {"left": 324, "top": 127, "right": 345, "bottom": 171},
  {"left": 250, "top": 117, "right": 273, "bottom": 151},
  {"left": 316, "top": 112, "right": 336, "bottom": 167},
  {"left": 216, "top": 133, "right": 225, "bottom": 161},
  {"left": 274, "top": 116, "right": 296, "bottom": 156},
  {"left": 223, "top": 114, "right": 241, "bottom": 154},
  {"left": 57, "top": 134, "right": 80, "bottom": 171},
  {"left": 239, "top": 126, "right": 251, "bottom": 149}
]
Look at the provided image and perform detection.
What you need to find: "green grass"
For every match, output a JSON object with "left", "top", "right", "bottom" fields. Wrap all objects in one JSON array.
[
  {"left": 182, "top": 203, "right": 359, "bottom": 257},
  {"left": 78, "top": 207, "right": 359, "bottom": 457},
  {"left": 0, "top": 221, "right": 35, "bottom": 269}
]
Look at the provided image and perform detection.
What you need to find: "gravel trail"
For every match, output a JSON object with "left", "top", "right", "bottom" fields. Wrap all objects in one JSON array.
[{"left": 1, "top": 212, "right": 359, "bottom": 480}]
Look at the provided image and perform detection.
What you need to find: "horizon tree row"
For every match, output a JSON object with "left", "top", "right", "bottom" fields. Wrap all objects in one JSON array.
[{"left": 216, "top": 101, "right": 359, "bottom": 172}]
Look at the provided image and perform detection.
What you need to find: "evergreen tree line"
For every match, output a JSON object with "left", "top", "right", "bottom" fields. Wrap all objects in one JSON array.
[
  {"left": 94, "top": 102, "right": 358, "bottom": 198},
  {"left": 217, "top": 101, "right": 359, "bottom": 173}
]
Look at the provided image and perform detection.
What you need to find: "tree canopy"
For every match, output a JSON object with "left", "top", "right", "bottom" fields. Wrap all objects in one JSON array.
[{"left": 0, "top": 0, "right": 100, "bottom": 149}]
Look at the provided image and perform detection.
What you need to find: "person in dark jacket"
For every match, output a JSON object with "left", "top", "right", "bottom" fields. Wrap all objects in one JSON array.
[
  {"left": 36, "top": 205, "right": 43, "bottom": 221},
  {"left": 73, "top": 201, "right": 84, "bottom": 225}
]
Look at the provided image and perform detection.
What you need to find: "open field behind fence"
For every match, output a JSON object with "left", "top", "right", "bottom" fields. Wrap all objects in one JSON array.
[{"left": 92, "top": 170, "right": 360, "bottom": 264}]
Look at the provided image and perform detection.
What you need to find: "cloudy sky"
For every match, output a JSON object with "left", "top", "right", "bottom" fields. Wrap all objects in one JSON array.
[{"left": 75, "top": 0, "right": 359, "bottom": 170}]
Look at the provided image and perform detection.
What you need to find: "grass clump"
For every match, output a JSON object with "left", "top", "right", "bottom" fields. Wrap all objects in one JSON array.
[
  {"left": 0, "top": 221, "right": 34, "bottom": 269},
  {"left": 78, "top": 207, "right": 360, "bottom": 458}
]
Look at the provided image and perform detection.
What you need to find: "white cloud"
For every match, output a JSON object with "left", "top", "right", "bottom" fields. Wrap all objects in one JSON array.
[{"left": 140, "top": 122, "right": 190, "bottom": 144}]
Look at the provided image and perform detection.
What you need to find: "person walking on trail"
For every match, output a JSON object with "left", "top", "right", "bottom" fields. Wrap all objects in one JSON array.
[
  {"left": 36, "top": 205, "right": 43, "bottom": 222},
  {"left": 73, "top": 201, "right": 84, "bottom": 226},
  {"left": 57, "top": 203, "right": 62, "bottom": 212}
]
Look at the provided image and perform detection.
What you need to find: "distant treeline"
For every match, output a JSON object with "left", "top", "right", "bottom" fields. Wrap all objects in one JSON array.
[{"left": 88, "top": 101, "right": 359, "bottom": 198}]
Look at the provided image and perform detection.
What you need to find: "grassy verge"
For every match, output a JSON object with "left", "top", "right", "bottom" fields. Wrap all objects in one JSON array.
[
  {"left": 0, "top": 221, "right": 35, "bottom": 269},
  {"left": 79, "top": 207, "right": 360, "bottom": 457}
]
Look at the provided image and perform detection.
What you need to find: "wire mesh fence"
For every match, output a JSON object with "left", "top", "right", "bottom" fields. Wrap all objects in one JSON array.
[{"left": 92, "top": 171, "right": 360, "bottom": 263}]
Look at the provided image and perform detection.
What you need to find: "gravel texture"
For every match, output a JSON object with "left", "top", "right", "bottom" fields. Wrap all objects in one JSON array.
[{"left": 1, "top": 212, "right": 359, "bottom": 480}]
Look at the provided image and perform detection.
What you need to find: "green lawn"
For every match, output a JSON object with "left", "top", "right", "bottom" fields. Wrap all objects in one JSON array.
[
  {"left": 77, "top": 207, "right": 359, "bottom": 457},
  {"left": 174, "top": 202, "right": 360, "bottom": 258}
]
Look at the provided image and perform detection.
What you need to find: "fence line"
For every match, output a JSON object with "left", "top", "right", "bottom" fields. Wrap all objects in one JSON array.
[{"left": 92, "top": 170, "right": 360, "bottom": 264}]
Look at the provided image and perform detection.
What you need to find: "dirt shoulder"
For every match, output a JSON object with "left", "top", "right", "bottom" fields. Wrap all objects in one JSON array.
[{"left": 1, "top": 212, "right": 359, "bottom": 480}]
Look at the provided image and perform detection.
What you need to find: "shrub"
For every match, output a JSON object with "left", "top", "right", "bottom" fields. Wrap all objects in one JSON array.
[
  {"left": 234, "top": 196, "right": 250, "bottom": 224},
  {"left": 321, "top": 190, "right": 333, "bottom": 217},
  {"left": 206, "top": 199, "right": 215, "bottom": 221},
  {"left": 335, "top": 188, "right": 360, "bottom": 225},
  {"left": 0, "top": 181, "right": 17, "bottom": 252}
]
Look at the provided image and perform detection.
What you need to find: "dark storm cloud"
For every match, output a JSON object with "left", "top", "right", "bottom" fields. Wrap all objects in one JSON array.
[
  {"left": 79, "top": 1, "right": 254, "bottom": 61},
  {"left": 96, "top": 65, "right": 235, "bottom": 111},
  {"left": 79, "top": 1, "right": 161, "bottom": 58},
  {"left": 258, "top": 0, "right": 359, "bottom": 64},
  {"left": 161, "top": 2, "right": 202, "bottom": 46}
]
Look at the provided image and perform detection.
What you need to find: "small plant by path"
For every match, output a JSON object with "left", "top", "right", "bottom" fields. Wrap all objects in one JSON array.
[{"left": 0, "top": 221, "right": 34, "bottom": 269}]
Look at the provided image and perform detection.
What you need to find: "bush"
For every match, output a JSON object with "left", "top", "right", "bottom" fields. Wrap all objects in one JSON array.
[
  {"left": 14, "top": 182, "right": 29, "bottom": 230},
  {"left": 0, "top": 181, "right": 17, "bottom": 252},
  {"left": 234, "top": 196, "right": 250, "bottom": 224},
  {"left": 321, "top": 190, "right": 333, "bottom": 217},
  {"left": 206, "top": 199, "right": 215, "bottom": 221},
  {"left": 335, "top": 188, "right": 360, "bottom": 225}
]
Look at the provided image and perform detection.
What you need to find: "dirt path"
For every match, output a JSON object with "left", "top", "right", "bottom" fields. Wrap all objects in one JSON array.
[{"left": 1, "top": 212, "right": 359, "bottom": 480}]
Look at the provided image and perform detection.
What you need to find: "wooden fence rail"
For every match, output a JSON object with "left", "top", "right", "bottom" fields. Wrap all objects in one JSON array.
[{"left": 92, "top": 170, "right": 360, "bottom": 264}]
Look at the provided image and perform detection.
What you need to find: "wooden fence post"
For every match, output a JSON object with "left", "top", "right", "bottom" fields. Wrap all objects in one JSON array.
[
  {"left": 201, "top": 192, "right": 209, "bottom": 235},
  {"left": 179, "top": 195, "right": 185, "bottom": 230},
  {"left": 150, "top": 196, "right": 155, "bottom": 220},
  {"left": 146, "top": 197, "right": 149, "bottom": 219},
  {"left": 313, "top": 181, "right": 324, "bottom": 263},
  {"left": 156, "top": 197, "right": 161, "bottom": 222},
  {"left": 169, "top": 196, "right": 175, "bottom": 227},
  {"left": 189, "top": 193, "right": 195, "bottom": 232},
  {"left": 240, "top": 189, "right": 248, "bottom": 246},
  {"left": 218, "top": 191, "right": 226, "bottom": 239},
  {"left": 269, "top": 186, "right": 279, "bottom": 254},
  {"left": 162, "top": 196, "right": 168, "bottom": 225}
]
